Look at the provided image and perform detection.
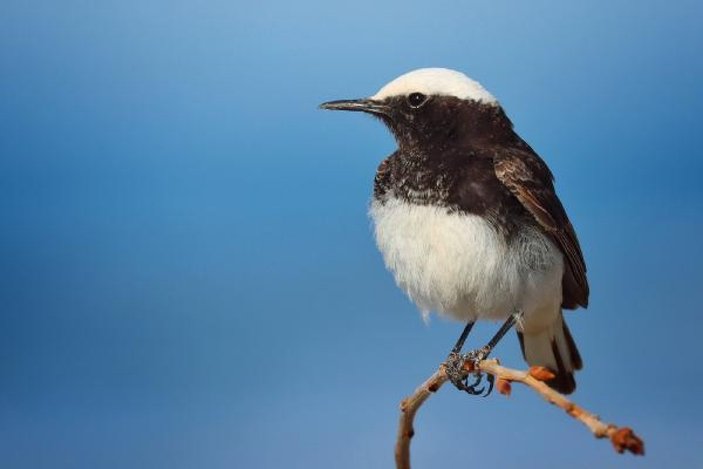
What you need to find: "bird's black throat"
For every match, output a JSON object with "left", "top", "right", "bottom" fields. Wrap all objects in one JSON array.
[{"left": 372, "top": 97, "right": 534, "bottom": 235}]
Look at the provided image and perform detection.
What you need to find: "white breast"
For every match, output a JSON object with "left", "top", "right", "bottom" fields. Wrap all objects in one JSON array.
[{"left": 369, "top": 197, "right": 564, "bottom": 324}]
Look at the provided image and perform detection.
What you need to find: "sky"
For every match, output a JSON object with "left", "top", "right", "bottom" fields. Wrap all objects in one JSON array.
[{"left": 1, "top": 0, "right": 702, "bottom": 467}]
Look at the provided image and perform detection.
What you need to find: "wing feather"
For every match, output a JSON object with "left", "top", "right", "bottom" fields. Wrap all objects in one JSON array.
[{"left": 493, "top": 149, "right": 589, "bottom": 309}]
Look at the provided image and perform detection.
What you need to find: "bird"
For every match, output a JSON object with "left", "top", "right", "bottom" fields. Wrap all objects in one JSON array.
[{"left": 320, "top": 68, "right": 588, "bottom": 394}]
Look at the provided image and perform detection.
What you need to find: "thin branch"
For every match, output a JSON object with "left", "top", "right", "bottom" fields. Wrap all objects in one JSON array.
[
  {"left": 395, "top": 368, "right": 448, "bottom": 469},
  {"left": 395, "top": 358, "right": 644, "bottom": 469}
]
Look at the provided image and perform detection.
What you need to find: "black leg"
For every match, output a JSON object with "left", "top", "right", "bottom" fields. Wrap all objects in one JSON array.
[
  {"left": 478, "top": 310, "right": 524, "bottom": 361},
  {"left": 451, "top": 321, "right": 475, "bottom": 354}
]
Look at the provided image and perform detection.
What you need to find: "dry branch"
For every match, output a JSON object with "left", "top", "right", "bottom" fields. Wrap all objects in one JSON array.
[{"left": 395, "top": 358, "right": 644, "bottom": 469}]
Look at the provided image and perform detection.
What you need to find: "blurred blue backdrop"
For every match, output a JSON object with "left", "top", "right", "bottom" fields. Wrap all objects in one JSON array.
[{"left": 1, "top": 1, "right": 702, "bottom": 467}]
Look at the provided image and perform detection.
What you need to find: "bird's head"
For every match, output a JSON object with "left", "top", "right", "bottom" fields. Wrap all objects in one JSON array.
[{"left": 321, "top": 68, "right": 507, "bottom": 150}]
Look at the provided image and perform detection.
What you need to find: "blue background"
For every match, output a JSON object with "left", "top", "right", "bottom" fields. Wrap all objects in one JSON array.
[{"left": 2, "top": 1, "right": 702, "bottom": 467}]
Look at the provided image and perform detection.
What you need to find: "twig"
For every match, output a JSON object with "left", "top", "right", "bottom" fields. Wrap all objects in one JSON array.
[
  {"left": 395, "top": 358, "right": 644, "bottom": 469},
  {"left": 395, "top": 368, "right": 448, "bottom": 469}
]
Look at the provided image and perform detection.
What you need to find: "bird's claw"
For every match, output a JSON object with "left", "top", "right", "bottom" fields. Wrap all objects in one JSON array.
[
  {"left": 444, "top": 351, "right": 467, "bottom": 387},
  {"left": 444, "top": 349, "right": 494, "bottom": 397}
]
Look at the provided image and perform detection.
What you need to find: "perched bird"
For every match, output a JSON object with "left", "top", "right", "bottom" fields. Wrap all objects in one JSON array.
[{"left": 321, "top": 68, "right": 588, "bottom": 394}]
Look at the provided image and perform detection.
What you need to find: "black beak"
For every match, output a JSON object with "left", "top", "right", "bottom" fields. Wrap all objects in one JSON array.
[{"left": 319, "top": 98, "right": 389, "bottom": 116}]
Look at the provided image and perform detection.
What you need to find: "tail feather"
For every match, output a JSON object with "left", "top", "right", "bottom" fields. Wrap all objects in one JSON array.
[
  {"left": 517, "top": 314, "right": 581, "bottom": 394},
  {"left": 561, "top": 318, "right": 583, "bottom": 370}
]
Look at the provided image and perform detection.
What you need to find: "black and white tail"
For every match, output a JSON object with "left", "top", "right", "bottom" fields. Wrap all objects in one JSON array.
[{"left": 517, "top": 313, "right": 582, "bottom": 394}]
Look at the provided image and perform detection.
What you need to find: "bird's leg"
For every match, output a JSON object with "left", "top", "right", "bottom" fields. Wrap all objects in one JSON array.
[
  {"left": 444, "top": 322, "right": 476, "bottom": 393},
  {"left": 475, "top": 310, "right": 524, "bottom": 362},
  {"left": 451, "top": 321, "right": 474, "bottom": 354},
  {"left": 457, "top": 311, "right": 524, "bottom": 397}
]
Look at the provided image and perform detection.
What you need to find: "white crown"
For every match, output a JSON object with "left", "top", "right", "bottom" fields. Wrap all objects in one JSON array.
[{"left": 371, "top": 68, "right": 497, "bottom": 105}]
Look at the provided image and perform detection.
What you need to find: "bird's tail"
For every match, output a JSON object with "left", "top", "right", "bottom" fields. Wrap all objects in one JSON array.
[{"left": 517, "top": 313, "right": 582, "bottom": 394}]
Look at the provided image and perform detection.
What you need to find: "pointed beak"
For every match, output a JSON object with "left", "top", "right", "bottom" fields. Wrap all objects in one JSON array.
[{"left": 319, "top": 98, "right": 389, "bottom": 116}]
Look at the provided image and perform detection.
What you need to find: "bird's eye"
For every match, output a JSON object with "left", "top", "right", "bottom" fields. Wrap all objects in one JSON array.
[{"left": 407, "top": 92, "right": 427, "bottom": 108}]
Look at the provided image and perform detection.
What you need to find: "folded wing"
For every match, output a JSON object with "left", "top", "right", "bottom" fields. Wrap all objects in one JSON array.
[{"left": 493, "top": 147, "right": 589, "bottom": 309}]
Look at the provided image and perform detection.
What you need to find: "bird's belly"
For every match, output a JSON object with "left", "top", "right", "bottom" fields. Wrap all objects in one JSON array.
[{"left": 369, "top": 198, "right": 564, "bottom": 322}]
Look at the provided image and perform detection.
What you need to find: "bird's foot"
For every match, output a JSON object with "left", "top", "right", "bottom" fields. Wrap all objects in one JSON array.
[{"left": 444, "top": 347, "right": 494, "bottom": 397}]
